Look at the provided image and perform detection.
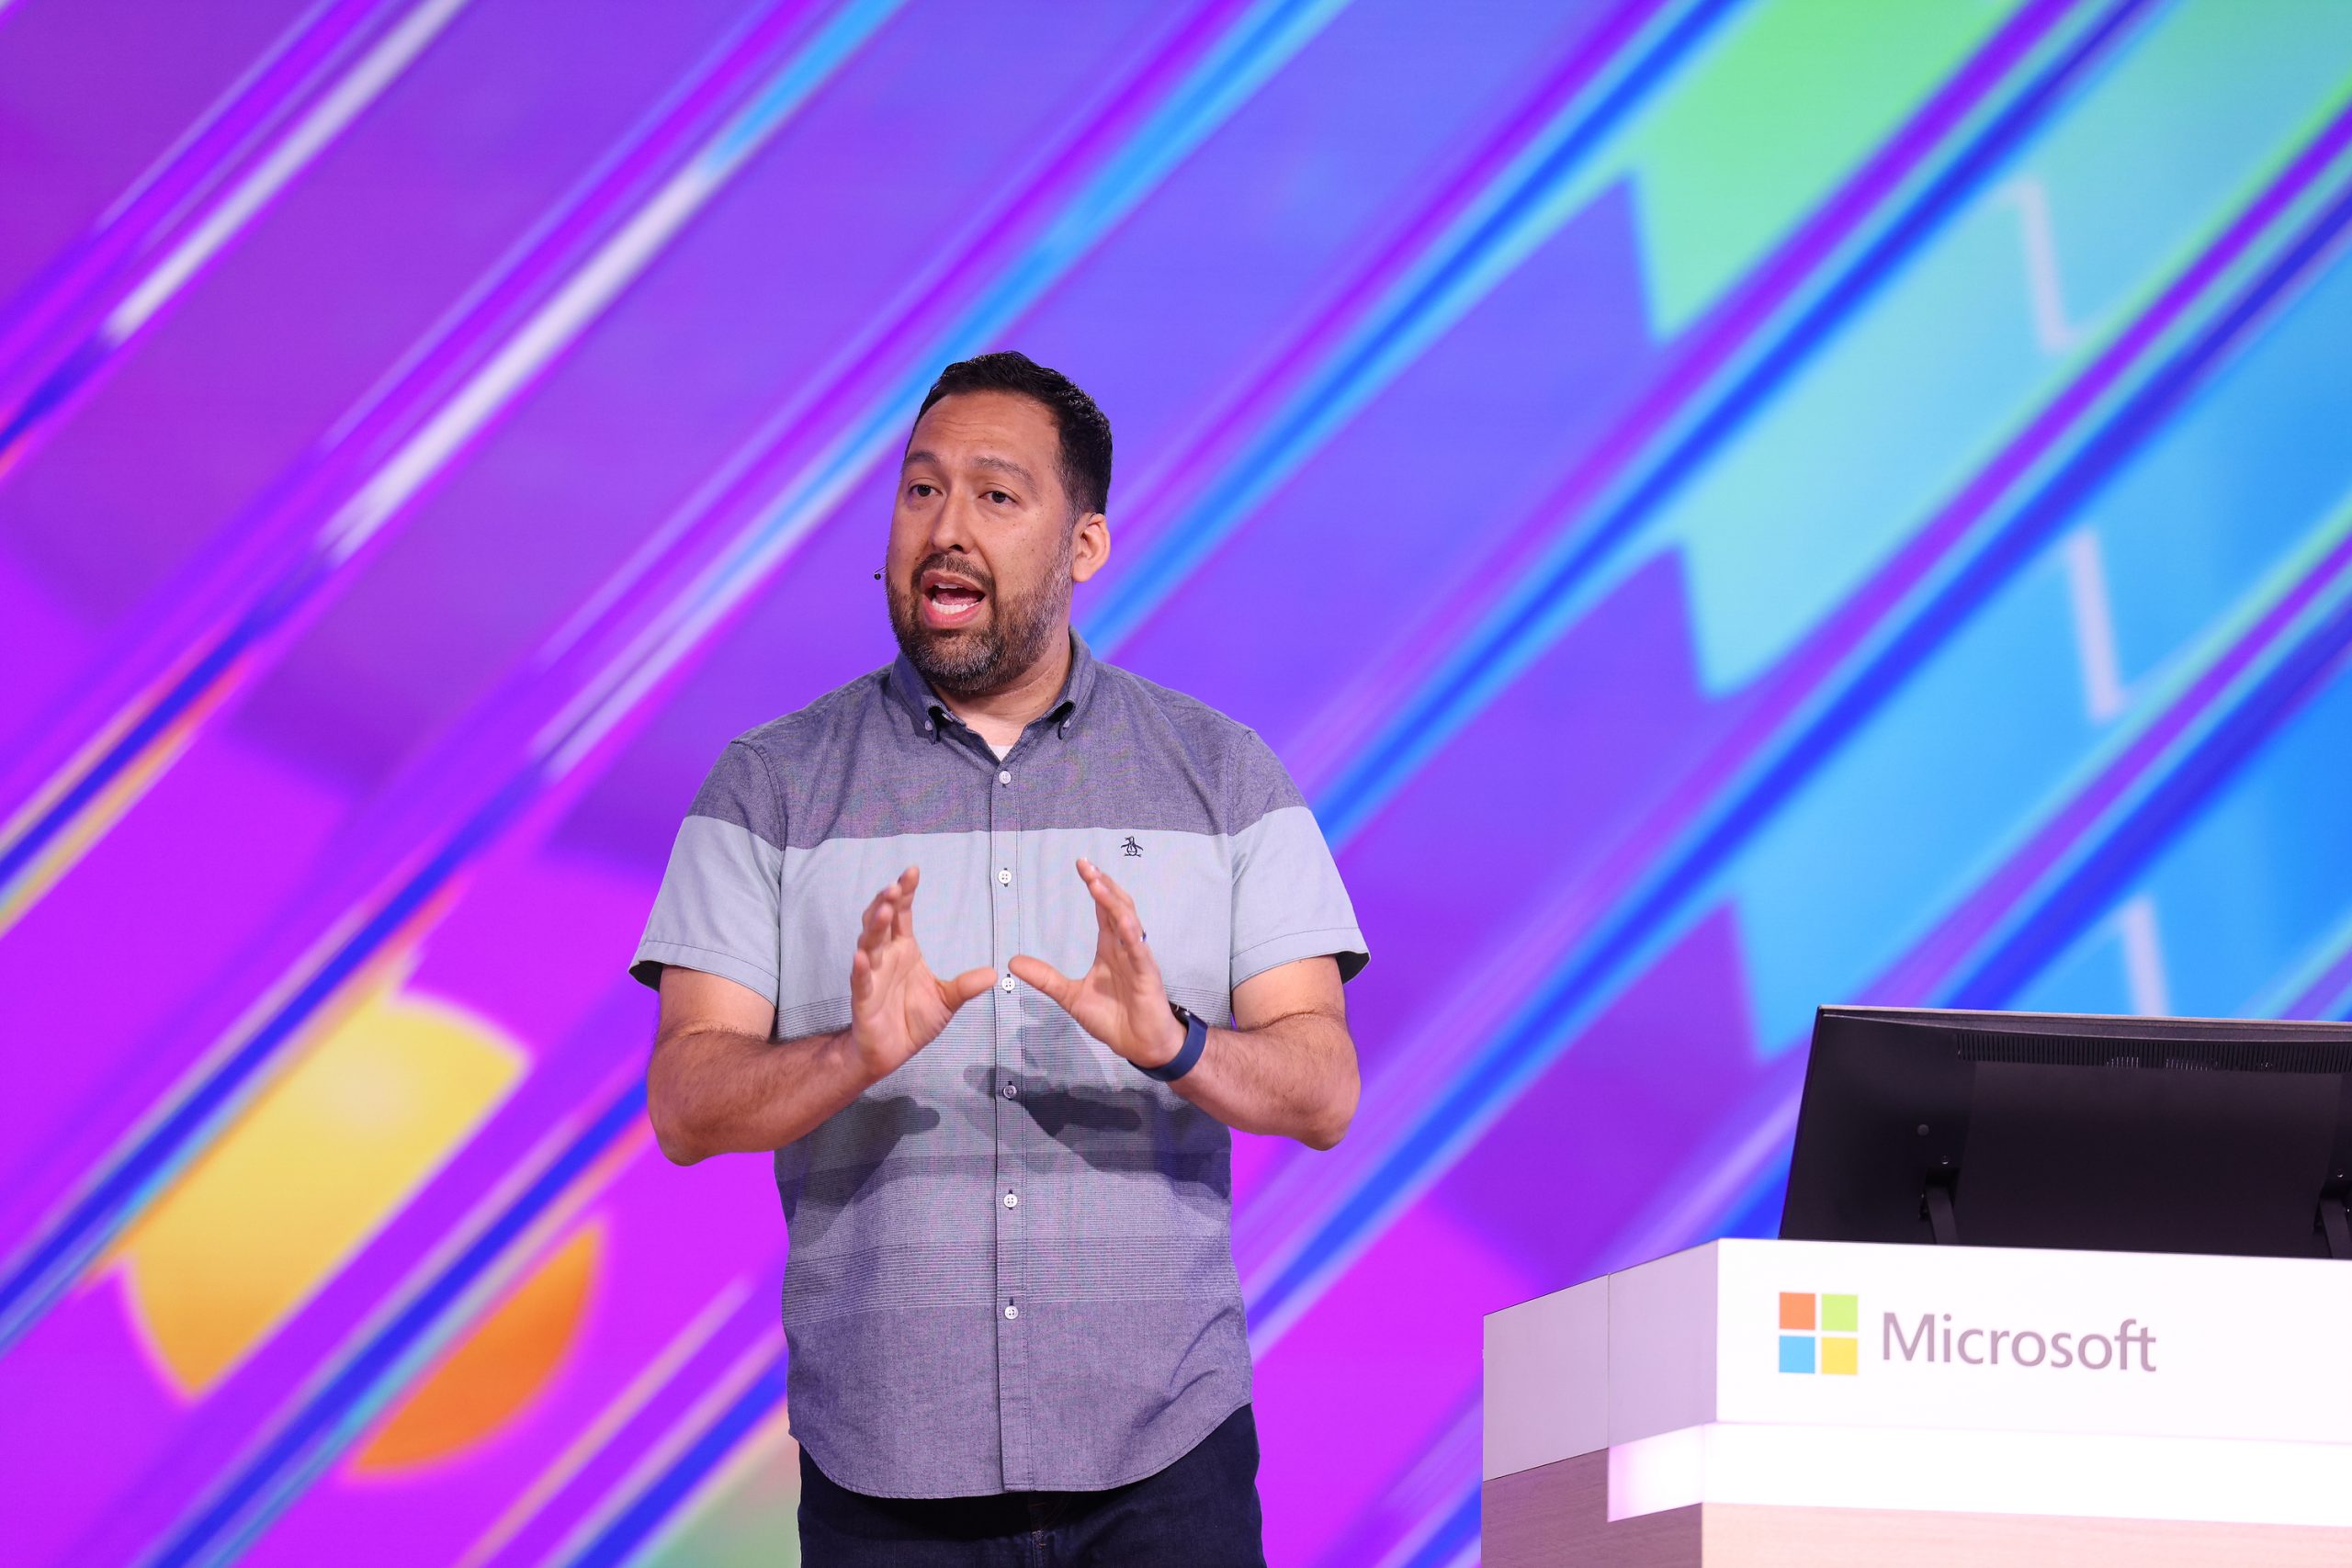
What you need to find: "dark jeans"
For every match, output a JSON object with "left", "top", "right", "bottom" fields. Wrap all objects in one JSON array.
[{"left": 797, "top": 1403, "right": 1265, "bottom": 1566}]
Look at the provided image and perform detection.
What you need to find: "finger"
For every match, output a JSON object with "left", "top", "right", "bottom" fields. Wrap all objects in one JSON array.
[
  {"left": 1008, "top": 955, "right": 1079, "bottom": 1008},
  {"left": 1064, "top": 861, "right": 1110, "bottom": 941},
  {"left": 859, "top": 887, "right": 896, "bottom": 953},
  {"left": 1105, "top": 919, "right": 1158, "bottom": 984},
  {"left": 1089, "top": 877, "right": 1137, "bottom": 947},
  {"left": 941, "top": 966, "right": 998, "bottom": 1009},
  {"left": 894, "top": 867, "right": 919, "bottom": 942},
  {"left": 1079, "top": 855, "right": 1130, "bottom": 898},
  {"left": 1086, "top": 868, "right": 1134, "bottom": 948},
  {"left": 1091, "top": 874, "right": 1119, "bottom": 937},
  {"left": 1080, "top": 857, "right": 1136, "bottom": 917},
  {"left": 850, "top": 943, "right": 874, "bottom": 1000}
]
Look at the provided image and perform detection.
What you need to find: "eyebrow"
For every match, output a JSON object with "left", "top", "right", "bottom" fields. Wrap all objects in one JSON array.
[{"left": 901, "top": 448, "right": 1039, "bottom": 490}]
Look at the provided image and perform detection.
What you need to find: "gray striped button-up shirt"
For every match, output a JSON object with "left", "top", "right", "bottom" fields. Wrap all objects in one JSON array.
[{"left": 628, "top": 631, "right": 1367, "bottom": 1497}]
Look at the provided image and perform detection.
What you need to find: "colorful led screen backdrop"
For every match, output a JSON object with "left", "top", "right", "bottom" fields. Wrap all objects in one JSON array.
[{"left": 6, "top": 1, "right": 2352, "bottom": 1562}]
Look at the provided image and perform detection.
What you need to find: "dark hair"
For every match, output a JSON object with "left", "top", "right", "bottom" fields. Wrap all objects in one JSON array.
[{"left": 912, "top": 350, "right": 1113, "bottom": 516}]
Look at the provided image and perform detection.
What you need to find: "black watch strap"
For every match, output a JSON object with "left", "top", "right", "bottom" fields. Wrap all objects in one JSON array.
[{"left": 1142, "top": 1000, "right": 1208, "bottom": 1082}]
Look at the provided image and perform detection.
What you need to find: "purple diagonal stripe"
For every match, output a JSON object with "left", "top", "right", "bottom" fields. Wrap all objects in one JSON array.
[
  {"left": 0, "top": 0, "right": 475, "bottom": 474},
  {"left": 0, "top": 0, "right": 394, "bottom": 369}
]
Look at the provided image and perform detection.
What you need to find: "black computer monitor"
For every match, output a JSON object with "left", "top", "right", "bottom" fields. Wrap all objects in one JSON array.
[{"left": 1780, "top": 1005, "right": 2352, "bottom": 1259}]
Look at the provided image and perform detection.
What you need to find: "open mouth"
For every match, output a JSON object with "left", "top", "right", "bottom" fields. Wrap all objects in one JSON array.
[{"left": 918, "top": 567, "right": 989, "bottom": 630}]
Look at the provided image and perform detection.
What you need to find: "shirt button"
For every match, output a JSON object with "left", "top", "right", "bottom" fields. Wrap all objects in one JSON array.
[
  {"left": 997, "top": 867, "right": 1012, "bottom": 885},
  {"left": 998, "top": 770, "right": 1012, "bottom": 785},
  {"left": 1002, "top": 1191, "right": 1018, "bottom": 1209},
  {"left": 1001, "top": 975, "right": 1015, "bottom": 992},
  {"left": 1002, "top": 1081, "right": 1017, "bottom": 1098},
  {"left": 1004, "top": 1303, "right": 1019, "bottom": 1321}
]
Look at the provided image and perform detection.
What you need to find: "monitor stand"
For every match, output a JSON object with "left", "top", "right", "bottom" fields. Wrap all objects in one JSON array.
[
  {"left": 1917, "top": 1172, "right": 2352, "bottom": 1258},
  {"left": 1925, "top": 1179, "right": 1958, "bottom": 1245}
]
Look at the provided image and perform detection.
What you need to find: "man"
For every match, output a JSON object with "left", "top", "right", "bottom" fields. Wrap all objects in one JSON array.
[{"left": 629, "top": 350, "right": 1367, "bottom": 1563}]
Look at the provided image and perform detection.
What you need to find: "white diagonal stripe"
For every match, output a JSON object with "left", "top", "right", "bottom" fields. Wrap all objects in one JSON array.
[
  {"left": 105, "top": 0, "right": 476, "bottom": 339},
  {"left": 2117, "top": 893, "right": 2171, "bottom": 1017},
  {"left": 2062, "top": 526, "right": 2129, "bottom": 722}
]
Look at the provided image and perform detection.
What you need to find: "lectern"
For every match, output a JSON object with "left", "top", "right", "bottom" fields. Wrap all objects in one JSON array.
[{"left": 1483, "top": 1238, "right": 2352, "bottom": 1566}]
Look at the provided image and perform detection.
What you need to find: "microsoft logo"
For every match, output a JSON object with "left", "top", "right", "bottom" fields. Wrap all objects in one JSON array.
[{"left": 1780, "top": 1292, "right": 1858, "bottom": 1375}]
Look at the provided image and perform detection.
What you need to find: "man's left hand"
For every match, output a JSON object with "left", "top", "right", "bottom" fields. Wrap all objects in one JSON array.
[{"left": 1009, "top": 858, "right": 1187, "bottom": 1071}]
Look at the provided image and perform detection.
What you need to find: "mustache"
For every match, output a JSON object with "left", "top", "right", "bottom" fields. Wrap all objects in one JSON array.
[{"left": 907, "top": 553, "right": 992, "bottom": 594}]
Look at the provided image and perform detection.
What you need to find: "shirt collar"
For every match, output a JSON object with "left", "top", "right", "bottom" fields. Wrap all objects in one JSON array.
[{"left": 885, "top": 627, "right": 1100, "bottom": 743}]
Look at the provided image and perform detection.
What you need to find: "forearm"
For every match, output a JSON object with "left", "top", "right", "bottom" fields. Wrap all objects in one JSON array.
[
  {"left": 1171, "top": 1009, "right": 1358, "bottom": 1149},
  {"left": 649, "top": 1024, "right": 869, "bottom": 1164}
]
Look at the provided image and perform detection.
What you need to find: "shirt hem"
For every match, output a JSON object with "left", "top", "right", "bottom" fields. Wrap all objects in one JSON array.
[{"left": 802, "top": 1392, "right": 1253, "bottom": 1500}]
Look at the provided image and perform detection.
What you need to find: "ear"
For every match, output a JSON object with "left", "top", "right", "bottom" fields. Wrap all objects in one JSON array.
[{"left": 1070, "top": 510, "right": 1111, "bottom": 583}]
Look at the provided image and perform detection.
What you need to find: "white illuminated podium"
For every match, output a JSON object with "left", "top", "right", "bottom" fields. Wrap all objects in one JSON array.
[{"left": 1484, "top": 1238, "right": 2352, "bottom": 1566}]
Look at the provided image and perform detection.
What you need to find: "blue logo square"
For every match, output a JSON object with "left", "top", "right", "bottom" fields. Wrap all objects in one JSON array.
[{"left": 1778, "top": 1334, "right": 1815, "bottom": 1374}]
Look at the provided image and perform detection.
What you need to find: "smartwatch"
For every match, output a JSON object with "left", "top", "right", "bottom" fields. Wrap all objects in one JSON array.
[{"left": 1142, "top": 1000, "right": 1209, "bottom": 1082}]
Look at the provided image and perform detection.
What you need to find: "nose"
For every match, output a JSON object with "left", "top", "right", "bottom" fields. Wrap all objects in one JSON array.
[{"left": 925, "top": 485, "right": 981, "bottom": 557}]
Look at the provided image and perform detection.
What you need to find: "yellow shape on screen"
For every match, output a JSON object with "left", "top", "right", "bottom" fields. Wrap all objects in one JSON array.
[{"left": 109, "top": 983, "right": 526, "bottom": 1394}]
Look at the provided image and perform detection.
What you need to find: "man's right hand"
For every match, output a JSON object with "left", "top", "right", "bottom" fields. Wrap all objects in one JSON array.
[
  {"left": 649, "top": 865, "right": 991, "bottom": 1164},
  {"left": 847, "top": 864, "right": 996, "bottom": 1084}
]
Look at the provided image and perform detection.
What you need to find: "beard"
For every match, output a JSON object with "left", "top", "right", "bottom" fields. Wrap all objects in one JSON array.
[{"left": 887, "top": 543, "right": 1072, "bottom": 700}]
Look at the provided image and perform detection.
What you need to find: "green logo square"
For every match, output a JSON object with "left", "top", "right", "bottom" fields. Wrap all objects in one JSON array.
[{"left": 1820, "top": 1293, "right": 1858, "bottom": 1333}]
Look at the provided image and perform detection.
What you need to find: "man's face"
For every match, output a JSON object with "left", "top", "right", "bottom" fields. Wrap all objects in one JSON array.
[{"left": 887, "top": 389, "right": 1104, "bottom": 697}]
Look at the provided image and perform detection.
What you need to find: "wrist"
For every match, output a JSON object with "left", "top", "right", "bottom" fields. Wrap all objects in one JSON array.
[
  {"left": 1140, "top": 1001, "right": 1208, "bottom": 1083},
  {"left": 1134, "top": 1005, "right": 1186, "bottom": 1070},
  {"left": 833, "top": 1024, "right": 886, "bottom": 1089}
]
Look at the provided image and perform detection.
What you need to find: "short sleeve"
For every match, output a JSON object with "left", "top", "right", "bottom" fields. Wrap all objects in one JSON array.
[
  {"left": 628, "top": 739, "right": 785, "bottom": 1005},
  {"left": 1227, "top": 728, "right": 1368, "bottom": 990}
]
